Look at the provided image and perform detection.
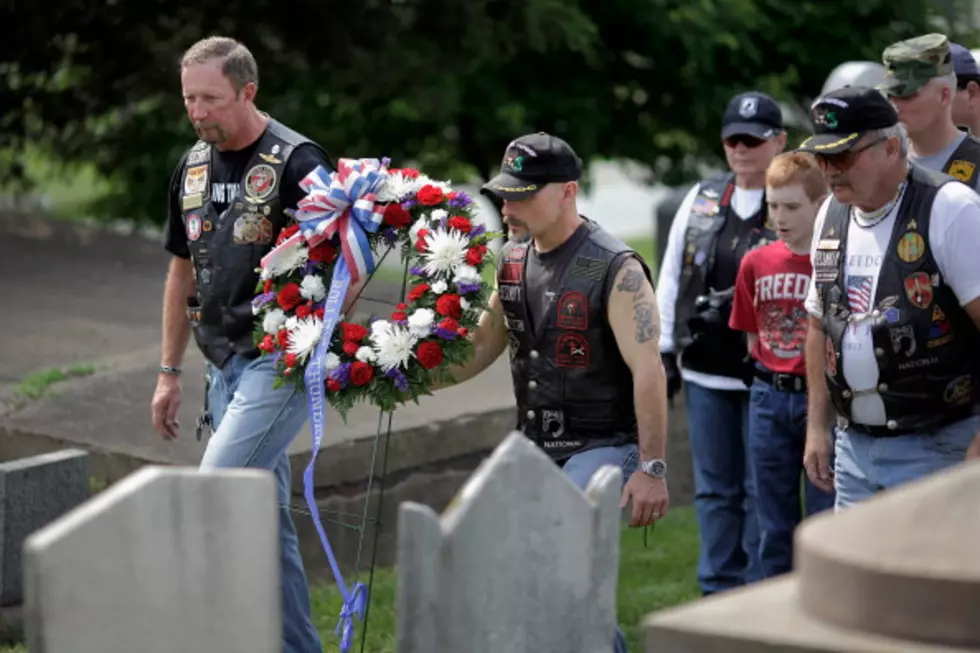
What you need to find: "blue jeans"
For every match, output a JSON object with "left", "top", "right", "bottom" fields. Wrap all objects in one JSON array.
[
  {"left": 560, "top": 443, "right": 638, "bottom": 653},
  {"left": 834, "top": 415, "right": 980, "bottom": 510},
  {"left": 748, "top": 377, "right": 834, "bottom": 579},
  {"left": 199, "top": 354, "right": 322, "bottom": 653},
  {"left": 683, "top": 381, "right": 761, "bottom": 595}
]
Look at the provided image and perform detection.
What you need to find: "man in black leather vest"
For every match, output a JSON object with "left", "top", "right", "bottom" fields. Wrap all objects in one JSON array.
[
  {"left": 879, "top": 33, "right": 980, "bottom": 192},
  {"left": 950, "top": 42, "right": 980, "bottom": 138},
  {"left": 798, "top": 85, "right": 980, "bottom": 510},
  {"left": 148, "top": 36, "right": 343, "bottom": 653},
  {"left": 655, "top": 91, "right": 785, "bottom": 596}
]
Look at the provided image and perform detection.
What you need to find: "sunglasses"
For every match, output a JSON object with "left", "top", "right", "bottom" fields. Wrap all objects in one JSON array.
[
  {"left": 724, "top": 134, "right": 767, "bottom": 149},
  {"left": 815, "top": 137, "right": 887, "bottom": 170}
]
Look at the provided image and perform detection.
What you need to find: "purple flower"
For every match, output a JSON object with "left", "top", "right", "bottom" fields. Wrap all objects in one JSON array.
[
  {"left": 382, "top": 228, "right": 398, "bottom": 246},
  {"left": 457, "top": 282, "right": 481, "bottom": 295},
  {"left": 434, "top": 327, "right": 459, "bottom": 340},
  {"left": 329, "top": 362, "right": 352, "bottom": 389},
  {"left": 303, "top": 260, "right": 319, "bottom": 275},
  {"left": 381, "top": 156, "right": 392, "bottom": 167},
  {"left": 385, "top": 367, "right": 409, "bottom": 391},
  {"left": 449, "top": 191, "right": 473, "bottom": 208},
  {"left": 401, "top": 199, "right": 417, "bottom": 210},
  {"left": 252, "top": 291, "right": 277, "bottom": 310},
  {"left": 410, "top": 266, "right": 428, "bottom": 278},
  {"left": 469, "top": 224, "right": 486, "bottom": 238}
]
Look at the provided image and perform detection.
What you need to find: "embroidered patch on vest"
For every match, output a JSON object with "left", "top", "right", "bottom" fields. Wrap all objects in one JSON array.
[
  {"left": 541, "top": 410, "right": 565, "bottom": 437},
  {"left": 943, "top": 374, "right": 973, "bottom": 406},
  {"left": 571, "top": 256, "right": 606, "bottom": 282},
  {"left": 233, "top": 212, "right": 274, "bottom": 245},
  {"left": 825, "top": 336, "right": 838, "bottom": 377},
  {"left": 187, "top": 146, "right": 210, "bottom": 166},
  {"left": 202, "top": 219, "right": 213, "bottom": 232},
  {"left": 259, "top": 152, "right": 283, "bottom": 165},
  {"left": 186, "top": 213, "right": 202, "bottom": 241},
  {"left": 499, "top": 262, "right": 523, "bottom": 284},
  {"left": 508, "top": 332, "right": 520, "bottom": 360},
  {"left": 896, "top": 232, "right": 925, "bottom": 263},
  {"left": 903, "top": 272, "right": 933, "bottom": 309},
  {"left": 184, "top": 165, "right": 208, "bottom": 195},
  {"left": 927, "top": 304, "right": 954, "bottom": 348},
  {"left": 499, "top": 285, "right": 521, "bottom": 302},
  {"left": 889, "top": 325, "right": 916, "bottom": 357},
  {"left": 556, "top": 291, "right": 588, "bottom": 330},
  {"left": 948, "top": 159, "right": 976, "bottom": 182},
  {"left": 182, "top": 193, "right": 203, "bottom": 210},
  {"left": 692, "top": 196, "right": 719, "bottom": 215},
  {"left": 556, "top": 332, "right": 590, "bottom": 368},
  {"left": 245, "top": 164, "right": 277, "bottom": 200},
  {"left": 504, "top": 314, "right": 525, "bottom": 332}
]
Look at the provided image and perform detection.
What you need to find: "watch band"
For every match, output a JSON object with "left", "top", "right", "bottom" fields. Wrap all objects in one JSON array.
[{"left": 159, "top": 365, "right": 182, "bottom": 376}]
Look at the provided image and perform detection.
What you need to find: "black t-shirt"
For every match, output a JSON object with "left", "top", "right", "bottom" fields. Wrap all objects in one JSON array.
[
  {"left": 163, "top": 133, "right": 332, "bottom": 258},
  {"left": 524, "top": 221, "right": 631, "bottom": 333}
]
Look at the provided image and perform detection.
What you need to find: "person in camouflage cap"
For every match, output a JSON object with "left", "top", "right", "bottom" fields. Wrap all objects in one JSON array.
[{"left": 878, "top": 32, "right": 980, "bottom": 191}]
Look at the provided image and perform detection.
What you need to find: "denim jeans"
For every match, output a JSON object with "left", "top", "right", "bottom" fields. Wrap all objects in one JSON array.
[
  {"left": 683, "top": 381, "right": 761, "bottom": 595},
  {"left": 748, "top": 377, "right": 834, "bottom": 579},
  {"left": 199, "top": 354, "right": 322, "bottom": 653},
  {"left": 834, "top": 415, "right": 980, "bottom": 510},
  {"left": 560, "top": 443, "right": 638, "bottom": 653}
]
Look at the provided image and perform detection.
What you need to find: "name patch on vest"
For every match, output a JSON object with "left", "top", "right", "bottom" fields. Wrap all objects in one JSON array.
[
  {"left": 556, "top": 291, "right": 588, "bottom": 330},
  {"left": 499, "top": 262, "right": 523, "bottom": 284},
  {"left": 556, "top": 332, "right": 590, "bottom": 369},
  {"left": 499, "top": 285, "right": 521, "bottom": 302}
]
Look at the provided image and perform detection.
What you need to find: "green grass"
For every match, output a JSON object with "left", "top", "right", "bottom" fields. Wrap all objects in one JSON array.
[
  {"left": 10, "top": 364, "right": 97, "bottom": 407},
  {"left": 0, "top": 506, "right": 697, "bottom": 653}
]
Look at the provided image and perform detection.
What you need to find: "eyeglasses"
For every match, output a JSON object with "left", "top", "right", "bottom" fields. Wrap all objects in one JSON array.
[
  {"left": 815, "top": 137, "right": 887, "bottom": 171},
  {"left": 723, "top": 134, "right": 766, "bottom": 149}
]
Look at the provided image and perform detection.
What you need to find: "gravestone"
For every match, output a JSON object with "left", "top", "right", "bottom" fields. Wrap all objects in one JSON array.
[
  {"left": 0, "top": 449, "right": 90, "bottom": 606},
  {"left": 644, "top": 460, "right": 980, "bottom": 652},
  {"left": 396, "top": 431, "right": 622, "bottom": 653},
  {"left": 22, "top": 465, "right": 279, "bottom": 653}
]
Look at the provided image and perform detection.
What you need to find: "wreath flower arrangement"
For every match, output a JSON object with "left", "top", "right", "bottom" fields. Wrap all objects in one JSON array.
[{"left": 250, "top": 158, "right": 500, "bottom": 420}]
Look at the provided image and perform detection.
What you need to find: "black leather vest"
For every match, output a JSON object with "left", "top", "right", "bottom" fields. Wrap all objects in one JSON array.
[
  {"left": 814, "top": 164, "right": 978, "bottom": 432},
  {"left": 943, "top": 134, "right": 980, "bottom": 187},
  {"left": 179, "top": 119, "right": 324, "bottom": 368},
  {"left": 498, "top": 221, "right": 648, "bottom": 460},
  {"left": 672, "top": 173, "right": 776, "bottom": 378}
]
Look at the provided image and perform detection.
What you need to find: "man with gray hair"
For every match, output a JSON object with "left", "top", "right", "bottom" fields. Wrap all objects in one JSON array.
[
  {"left": 797, "top": 86, "right": 980, "bottom": 510},
  {"left": 878, "top": 33, "right": 980, "bottom": 191},
  {"left": 150, "top": 35, "right": 342, "bottom": 653}
]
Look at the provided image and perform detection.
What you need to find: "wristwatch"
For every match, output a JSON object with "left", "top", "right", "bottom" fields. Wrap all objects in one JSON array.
[{"left": 640, "top": 459, "right": 667, "bottom": 479}]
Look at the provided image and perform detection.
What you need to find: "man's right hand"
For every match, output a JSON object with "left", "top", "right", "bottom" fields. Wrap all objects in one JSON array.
[
  {"left": 661, "top": 352, "right": 682, "bottom": 402},
  {"left": 803, "top": 427, "right": 834, "bottom": 493},
  {"left": 151, "top": 374, "right": 182, "bottom": 440}
]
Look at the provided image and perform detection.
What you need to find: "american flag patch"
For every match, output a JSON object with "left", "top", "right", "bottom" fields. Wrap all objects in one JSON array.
[
  {"left": 693, "top": 196, "right": 718, "bottom": 215},
  {"left": 846, "top": 275, "right": 874, "bottom": 313},
  {"left": 571, "top": 256, "right": 606, "bottom": 281}
]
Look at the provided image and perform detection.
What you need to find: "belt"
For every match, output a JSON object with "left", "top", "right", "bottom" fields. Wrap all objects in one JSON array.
[
  {"left": 844, "top": 421, "right": 918, "bottom": 438},
  {"left": 753, "top": 367, "right": 807, "bottom": 393}
]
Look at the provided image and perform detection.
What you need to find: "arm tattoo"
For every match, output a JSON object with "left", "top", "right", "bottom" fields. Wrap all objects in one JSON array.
[{"left": 616, "top": 261, "right": 660, "bottom": 343}]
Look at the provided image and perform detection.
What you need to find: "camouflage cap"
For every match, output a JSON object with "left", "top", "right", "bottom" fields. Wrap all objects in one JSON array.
[{"left": 879, "top": 33, "right": 953, "bottom": 98}]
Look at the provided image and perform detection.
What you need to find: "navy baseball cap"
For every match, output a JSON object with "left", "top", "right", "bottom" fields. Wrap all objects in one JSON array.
[
  {"left": 950, "top": 42, "right": 980, "bottom": 79},
  {"left": 721, "top": 92, "right": 785, "bottom": 140},
  {"left": 798, "top": 86, "right": 898, "bottom": 155},
  {"left": 481, "top": 132, "right": 582, "bottom": 200}
]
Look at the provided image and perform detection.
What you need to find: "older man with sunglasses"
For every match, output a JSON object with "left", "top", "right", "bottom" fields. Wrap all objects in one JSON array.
[
  {"left": 878, "top": 33, "right": 980, "bottom": 191},
  {"left": 799, "top": 85, "right": 980, "bottom": 511},
  {"left": 656, "top": 91, "right": 786, "bottom": 596}
]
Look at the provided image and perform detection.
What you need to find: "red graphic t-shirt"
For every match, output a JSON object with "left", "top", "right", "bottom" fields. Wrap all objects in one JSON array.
[{"left": 729, "top": 241, "right": 811, "bottom": 376}]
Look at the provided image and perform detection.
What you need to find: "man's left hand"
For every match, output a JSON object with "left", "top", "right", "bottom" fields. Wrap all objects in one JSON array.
[
  {"left": 966, "top": 433, "right": 980, "bottom": 461},
  {"left": 620, "top": 472, "right": 669, "bottom": 527}
]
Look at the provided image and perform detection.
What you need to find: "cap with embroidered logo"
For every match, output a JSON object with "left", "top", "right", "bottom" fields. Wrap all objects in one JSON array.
[
  {"left": 721, "top": 91, "right": 784, "bottom": 140},
  {"left": 480, "top": 132, "right": 583, "bottom": 201},
  {"left": 797, "top": 86, "right": 899, "bottom": 155}
]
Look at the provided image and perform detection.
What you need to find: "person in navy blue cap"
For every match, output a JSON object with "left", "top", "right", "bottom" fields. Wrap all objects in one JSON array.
[
  {"left": 950, "top": 42, "right": 980, "bottom": 136},
  {"left": 655, "top": 90, "right": 787, "bottom": 596}
]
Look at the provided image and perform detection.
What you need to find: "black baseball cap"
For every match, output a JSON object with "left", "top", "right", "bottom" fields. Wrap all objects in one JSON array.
[
  {"left": 480, "top": 132, "right": 583, "bottom": 200},
  {"left": 721, "top": 92, "right": 784, "bottom": 140},
  {"left": 797, "top": 86, "right": 898, "bottom": 155}
]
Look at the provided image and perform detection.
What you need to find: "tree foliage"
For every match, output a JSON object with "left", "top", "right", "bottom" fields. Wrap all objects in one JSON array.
[{"left": 3, "top": 0, "right": 935, "bottom": 222}]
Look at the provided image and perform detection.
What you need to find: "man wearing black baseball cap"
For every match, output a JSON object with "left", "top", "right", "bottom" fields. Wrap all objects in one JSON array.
[
  {"left": 655, "top": 90, "right": 785, "bottom": 596},
  {"left": 951, "top": 42, "right": 980, "bottom": 137},
  {"left": 799, "top": 85, "right": 980, "bottom": 512}
]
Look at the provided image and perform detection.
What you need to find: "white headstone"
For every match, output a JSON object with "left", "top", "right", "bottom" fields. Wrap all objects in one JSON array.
[
  {"left": 396, "top": 431, "right": 622, "bottom": 653},
  {"left": 22, "top": 466, "right": 280, "bottom": 653}
]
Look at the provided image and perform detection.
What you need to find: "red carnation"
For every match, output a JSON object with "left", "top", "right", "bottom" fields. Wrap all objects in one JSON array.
[
  {"left": 295, "top": 304, "right": 313, "bottom": 320},
  {"left": 415, "top": 229, "right": 430, "bottom": 253},
  {"left": 383, "top": 203, "right": 413, "bottom": 229},
  {"left": 327, "top": 378, "right": 342, "bottom": 393},
  {"left": 408, "top": 283, "right": 430, "bottom": 302},
  {"left": 340, "top": 322, "right": 369, "bottom": 342},
  {"left": 263, "top": 279, "right": 274, "bottom": 294},
  {"left": 436, "top": 294, "right": 462, "bottom": 319},
  {"left": 401, "top": 168, "right": 421, "bottom": 179},
  {"left": 458, "top": 327, "right": 469, "bottom": 337},
  {"left": 447, "top": 191, "right": 458, "bottom": 200},
  {"left": 259, "top": 334, "right": 276, "bottom": 353},
  {"left": 308, "top": 242, "right": 338, "bottom": 264},
  {"left": 277, "top": 224, "right": 299, "bottom": 245},
  {"left": 277, "top": 283, "right": 303, "bottom": 311},
  {"left": 416, "top": 341, "right": 444, "bottom": 369},
  {"left": 276, "top": 329, "right": 289, "bottom": 350},
  {"left": 391, "top": 310, "right": 408, "bottom": 321},
  {"left": 343, "top": 341, "right": 360, "bottom": 356},
  {"left": 350, "top": 361, "right": 375, "bottom": 386},
  {"left": 284, "top": 353, "right": 298, "bottom": 368},
  {"left": 314, "top": 307, "right": 325, "bottom": 319},
  {"left": 448, "top": 216, "right": 472, "bottom": 233},
  {"left": 439, "top": 317, "right": 460, "bottom": 333},
  {"left": 465, "top": 245, "right": 487, "bottom": 266},
  {"left": 417, "top": 185, "right": 444, "bottom": 206}
]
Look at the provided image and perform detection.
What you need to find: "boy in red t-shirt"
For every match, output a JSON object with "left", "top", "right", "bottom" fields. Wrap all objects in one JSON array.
[{"left": 729, "top": 151, "right": 835, "bottom": 579}]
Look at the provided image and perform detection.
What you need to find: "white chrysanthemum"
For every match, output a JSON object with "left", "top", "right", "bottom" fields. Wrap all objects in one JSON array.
[
  {"left": 262, "top": 308, "right": 287, "bottom": 335},
  {"left": 286, "top": 316, "right": 323, "bottom": 362},
  {"left": 430, "top": 280, "right": 448, "bottom": 294},
  {"left": 261, "top": 242, "right": 308, "bottom": 280},
  {"left": 285, "top": 315, "right": 299, "bottom": 331},
  {"left": 430, "top": 208, "right": 448, "bottom": 222},
  {"left": 407, "top": 308, "right": 436, "bottom": 337},
  {"left": 377, "top": 171, "right": 418, "bottom": 203},
  {"left": 355, "top": 346, "right": 377, "bottom": 363},
  {"left": 422, "top": 228, "right": 470, "bottom": 276},
  {"left": 325, "top": 352, "right": 341, "bottom": 371},
  {"left": 407, "top": 173, "right": 436, "bottom": 194},
  {"left": 454, "top": 264, "right": 482, "bottom": 285},
  {"left": 300, "top": 274, "right": 326, "bottom": 302},
  {"left": 370, "top": 322, "right": 418, "bottom": 371},
  {"left": 461, "top": 297, "right": 471, "bottom": 311},
  {"left": 409, "top": 217, "right": 430, "bottom": 246}
]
